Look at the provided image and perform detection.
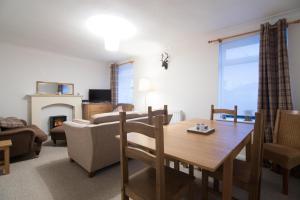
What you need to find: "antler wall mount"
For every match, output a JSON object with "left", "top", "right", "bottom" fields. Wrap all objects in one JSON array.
[{"left": 161, "top": 52, "right": 169, "bottom": 70}]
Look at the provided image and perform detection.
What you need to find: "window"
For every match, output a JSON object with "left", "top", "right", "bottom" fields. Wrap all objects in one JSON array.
[
  {"left": 219, "top": 34, "right": 260, "bottom": 118},
  {"left": 118, "top": 63, "right": 134, "bottom": 103}
]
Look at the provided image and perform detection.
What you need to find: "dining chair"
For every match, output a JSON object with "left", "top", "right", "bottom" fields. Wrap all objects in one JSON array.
[
  {"left": 148, "top": 105, "right": 179, "bottom": 169},
  {"left": 202, "top": 112, "right": 264, "bottom": 200},
  {"left": 263, "top": 110, "right": 300, "bottom": 195},
  {"left": 210, "top": 104, "right": 238, "bottom": 190},
  {"left": 148, "top": 105, "right": 194, "bottom": 175},
  {"left": 148, "top": 105, "right": 169, "bottom": 125},
  {"left": 210, "top": 104, "right": 238, "bottom": 123},
  {"left": 119, "top": 112, "right": 194, "bottom": 200}
]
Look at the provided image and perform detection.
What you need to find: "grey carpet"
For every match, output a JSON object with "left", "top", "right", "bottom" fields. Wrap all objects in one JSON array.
[{"left": 0, "top": 142, "right": 299, "bottom": 200}]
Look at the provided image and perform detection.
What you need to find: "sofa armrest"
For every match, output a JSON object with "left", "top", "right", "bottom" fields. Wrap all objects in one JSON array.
[
  {"left": 27, "top": 125, "right": 48, "bottom": 142},
  {"left": 72, "top": 119, "right": 91, "bottom": 124},
  {"left": 0, "top": 127, "right": 36, "bottom": 137},
  {"left": 63, "top": 122, "right": 95, "bottom": 172}
]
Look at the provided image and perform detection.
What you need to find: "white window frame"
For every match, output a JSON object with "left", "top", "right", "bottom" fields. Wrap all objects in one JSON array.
[{"left": 218, "top": 34, "right": 260, "bottom": 119}]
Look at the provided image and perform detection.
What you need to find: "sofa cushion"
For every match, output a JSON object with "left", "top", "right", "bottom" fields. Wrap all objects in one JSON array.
[
  {"left": 0, "top": 117, "right": 25, "bottom": 129},
  {"left": 90, "top": 111, "right": 147, "bottom": 124},
  {"left": 113, "top": 105, "right": 123, "bottom": 112}
]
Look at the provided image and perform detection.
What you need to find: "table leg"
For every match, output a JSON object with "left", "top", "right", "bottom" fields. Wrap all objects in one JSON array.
[
  {"left": 222, "top": 155, "right": 233, "bottom": 200},
  {"left": 202, "top": 170, "right": 208, "bottom": 200},
  {"left": 4, "top": 147, "right": 10, "bottom": 174}
]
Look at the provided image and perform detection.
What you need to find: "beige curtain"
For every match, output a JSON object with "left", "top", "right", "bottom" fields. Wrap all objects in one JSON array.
[
  {"left": 258, "top": 18, "right": 293, "bottom": 143},
  {"left": 110, "top": 63, "right": 119, "bottom": 106}
]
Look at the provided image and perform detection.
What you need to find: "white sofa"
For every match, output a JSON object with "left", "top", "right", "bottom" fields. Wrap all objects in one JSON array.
[{"left": 63, "top": 113, "right": 148, "bottom": 177}]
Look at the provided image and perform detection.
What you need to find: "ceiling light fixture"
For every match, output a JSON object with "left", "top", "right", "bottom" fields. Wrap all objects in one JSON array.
[{"left": 86, "top": 15, "right": 137, "bottom": 52}]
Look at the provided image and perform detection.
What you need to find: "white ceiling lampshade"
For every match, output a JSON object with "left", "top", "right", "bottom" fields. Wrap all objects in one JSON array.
[{"left": 86, "top": 15, "right": 137, "bottom": 52}]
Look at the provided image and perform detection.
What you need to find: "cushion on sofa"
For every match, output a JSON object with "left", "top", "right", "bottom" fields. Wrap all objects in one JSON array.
[
  {"left": 90, "top": 111, "right": 147, "bottom": 124},
  {"left": 0, "top": 117, "right": 25, "bottom": 129},
  {"left": 113, "top": 105, "right": 123, "bottom": 112}
]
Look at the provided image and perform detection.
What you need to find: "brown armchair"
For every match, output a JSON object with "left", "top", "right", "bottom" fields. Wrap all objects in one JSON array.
[
  {"left": 0, "top": 120, "right": 48, "bottom": 158},
  {"left": 263, "top": 110, "right": 300, "bottom": 195}
]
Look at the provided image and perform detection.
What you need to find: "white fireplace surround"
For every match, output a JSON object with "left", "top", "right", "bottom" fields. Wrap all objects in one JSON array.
[{"left": 28, "top": 95, "right": 82, "bottom": 128}]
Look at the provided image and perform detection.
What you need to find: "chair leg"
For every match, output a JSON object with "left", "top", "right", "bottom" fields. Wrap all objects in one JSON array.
[
  {"left": 174, "top": 160, "right": 180, "bottom": 170},
  {"left": 189, "top": 165, "right": 194, "bottom": 177},
  {"left": 257, "top": 174, "right": 262, "bottom": 200},
  {"left": 213, "top": 178, "right": 219, "bottom": 192},
  {"left": 248, "top": 183, "right": 260, "bottom": 200},
  {"left": 165, "top": 159, "right": 170, "bottom": 167},
  {"left": 121, "top": 188, "right": 129, "bottom": 200},
  {"left": 202, "top": 170, "right": 209, "bottom": 200},
  {"left": 282, "top": 168, "right": 289, "bottom": 195}
]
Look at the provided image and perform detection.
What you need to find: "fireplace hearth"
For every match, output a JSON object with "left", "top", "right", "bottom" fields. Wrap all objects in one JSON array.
[{"left": 49, "top": 115, "right": 67, "bottom": 130}]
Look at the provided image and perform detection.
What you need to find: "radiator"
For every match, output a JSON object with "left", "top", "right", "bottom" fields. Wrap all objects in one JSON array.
[{"left": 170, "top": 110, "right": 184, "bottom": 124}]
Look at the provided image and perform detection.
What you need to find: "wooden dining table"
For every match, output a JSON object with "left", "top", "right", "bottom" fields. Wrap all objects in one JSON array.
[{"left": 119, "top": 119, "right": 254, "bottom": 200}]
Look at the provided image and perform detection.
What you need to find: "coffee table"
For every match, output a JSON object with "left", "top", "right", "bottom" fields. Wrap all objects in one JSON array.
[{"left": 0, "top": 140, "right": 12, "bottom": 175}]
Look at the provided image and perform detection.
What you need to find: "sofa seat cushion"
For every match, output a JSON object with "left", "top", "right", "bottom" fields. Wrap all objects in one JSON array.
[
  {"left": 0, "top": 117, "right": 25, "bottom": 129},
  {"left": 90, "top": 111, "right": 147, "bottom": 124},
  {"left": 264, "top": 143, "right": 300, "bottom": 169}
]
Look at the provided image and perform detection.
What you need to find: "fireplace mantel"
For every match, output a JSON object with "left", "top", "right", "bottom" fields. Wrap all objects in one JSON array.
[{"left": 28, "top": 95, "right": 82, "bottom": 128}]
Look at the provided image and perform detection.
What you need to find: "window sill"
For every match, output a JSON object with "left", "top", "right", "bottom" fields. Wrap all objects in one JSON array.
[{"left": 216, "top": 118, "right": 255, "bottom": 124}]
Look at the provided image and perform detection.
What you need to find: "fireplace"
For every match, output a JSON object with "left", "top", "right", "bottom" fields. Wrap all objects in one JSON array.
[{"left": 49, "top": 115, "right": 67, "bottom": 130}]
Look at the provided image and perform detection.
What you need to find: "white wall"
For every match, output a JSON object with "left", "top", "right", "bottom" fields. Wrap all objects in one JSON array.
[
  {"left": 0, "top": 43, "right": 110, "bottom": 129},
  {"left": 133, "top": 38, "right": 218, "bottom": 119},
  {"left": 133, "top": 13, "right": 300, "bottom": 119}
]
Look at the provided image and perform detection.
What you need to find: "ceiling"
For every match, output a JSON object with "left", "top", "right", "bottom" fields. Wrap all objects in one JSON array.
[{"left": 0, "top": 0, "right": 299, "bottom": 62}]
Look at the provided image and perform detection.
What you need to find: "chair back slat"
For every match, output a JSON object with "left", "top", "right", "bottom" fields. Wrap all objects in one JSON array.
[
  {"left": 274, "top": 110, "right": 300, "bottom": 149},
  {"left": 148, "top": 105, "right": 169, "bottom": 125},
  {"left": 210, "top": 104, "right": 238, "bottom": 123},
  {"left": 119, "top": 111, "right": 165, "bottom": 200},
  {"left": 213, "top": 109, "right": 236, "bottom": 115},
  {"left": 152, "top": 110, "right": 166, "bottom": 116},
  {"left": 250, "top": 111, "right": 265, "bottom": 183},
  {"left": 125, "top": 147, "right": 156, "bottom": 167},
  {"left": 126, "top": 122, "right": 155, "bottom": 138}
]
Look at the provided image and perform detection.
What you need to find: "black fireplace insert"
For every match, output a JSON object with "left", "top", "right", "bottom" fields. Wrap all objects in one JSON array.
[{"left": 49, "top": 115, "right": 67, "bottom": 130}]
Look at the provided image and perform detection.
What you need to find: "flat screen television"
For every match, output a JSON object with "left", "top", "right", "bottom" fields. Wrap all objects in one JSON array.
[{"left": 89, "top": 89, "right": 111, "bottom": 102}]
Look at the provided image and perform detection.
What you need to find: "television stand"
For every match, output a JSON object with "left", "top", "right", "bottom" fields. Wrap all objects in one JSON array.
[{"left": 82, "top": 102, "right": 113, "bottom": 120}]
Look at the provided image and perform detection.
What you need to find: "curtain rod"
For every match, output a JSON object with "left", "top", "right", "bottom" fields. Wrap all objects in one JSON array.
[
  {"left": 117, "top": 60, "right": 134, "bottom": 66},
  {"left": 208, "top": 19, "right": 300, "bottom": 44}
]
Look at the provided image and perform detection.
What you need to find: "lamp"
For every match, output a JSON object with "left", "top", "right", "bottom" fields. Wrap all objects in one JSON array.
[
  {"left": 138, "top": 78, "right": 151, "bottom": 110},
  {"left": 86, "top": 15, "right": 137, "bottom": 52},
  {"left": 138, "top": 78, "right": 151, "bottom": 92}
]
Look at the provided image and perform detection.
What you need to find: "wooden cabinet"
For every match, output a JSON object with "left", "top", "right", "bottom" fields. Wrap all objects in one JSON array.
[{"left": 82, "top": 102, "right": 113, "bottom": 120}]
